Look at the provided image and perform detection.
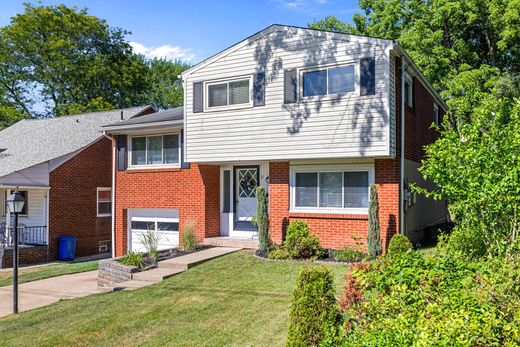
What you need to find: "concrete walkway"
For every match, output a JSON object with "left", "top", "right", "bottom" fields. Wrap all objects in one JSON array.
[
  {"left": 103, "top": 247, "right": 241, "bottom": 292},
  {"left": 0, "top": 270, "right": 99, "bottom": 317},
  {"left": 0, "top": 247, "right": 241, "bottom": 316}
]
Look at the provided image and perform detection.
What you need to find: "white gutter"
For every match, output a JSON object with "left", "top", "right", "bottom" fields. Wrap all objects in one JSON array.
[
  {"left": 102, "top": 131, "right": 116, "bottom": 258},
  {"left": 400, "top": 55, "right": 406, "bottom": 235}
]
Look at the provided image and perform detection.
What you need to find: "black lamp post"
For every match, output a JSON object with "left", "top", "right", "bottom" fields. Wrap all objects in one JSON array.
[{"left": 6, "top": 190, "right": 25, "bottom": 314}]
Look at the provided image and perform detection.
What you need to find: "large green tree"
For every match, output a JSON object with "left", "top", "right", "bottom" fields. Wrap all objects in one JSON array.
[
  {"left": 144, "top": 58, "right": 190, "bottom": 109},
  {"left": 0, "top": 4, "right": 148, "bottom": 118}
]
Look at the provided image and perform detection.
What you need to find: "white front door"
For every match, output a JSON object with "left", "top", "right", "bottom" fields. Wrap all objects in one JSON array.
[{"left": 235, "top": 167, "right": 258, "bottom": 224}]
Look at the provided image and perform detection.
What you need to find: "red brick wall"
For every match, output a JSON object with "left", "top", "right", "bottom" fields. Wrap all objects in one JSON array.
[
  {"left": 395, "top": 56, "right": 444, "bottom": 163},
  {"left": 268, "top": 160, "right": 399, "bottom": 250},
  {"left": 1, "top": 246, "right": 48, "bottom": 268},
  {"left": 113, "top": 142, "right": 220, "bottom": 256},
  {"left": 49, "top": 137, "right": 113, "bottom": 259}
]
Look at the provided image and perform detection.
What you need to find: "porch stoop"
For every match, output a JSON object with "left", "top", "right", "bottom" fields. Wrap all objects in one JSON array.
[{"left": 203, "top": 237, "right": 259, "bottom": 249}]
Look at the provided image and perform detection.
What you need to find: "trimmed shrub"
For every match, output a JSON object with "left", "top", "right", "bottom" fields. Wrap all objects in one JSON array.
[
  {"left": 332, "top": 247, "right": 365, "bottom": 262},
  {"left": 287, "top": 267, "right": 342, "bottom": 346},
  {"left": 285, "top": 220, "right": 322, "bottom": 259},
  {"left": 366, "top": 184, "right": 382, "bottom": 257},
  {"left": 387, "top": 234, "right": 413, "bottom": 258},
  {"left": 256, "top": 186, "right": 270, "bottom": 252},
  {"left": 180, "top": 219, "right": 198, "bottom": 252},
  {"left": 341, "top": 248, "right": 520, "bottom": 346},
  {"left": 119, "top": 251, "right": 144, "bottom": 269},
  {"left": 266, "top": 247, "right": 291, "bottom": 260}
]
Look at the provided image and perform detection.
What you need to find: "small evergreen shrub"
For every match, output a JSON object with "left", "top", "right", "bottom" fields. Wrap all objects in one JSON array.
[
  {"left": 287, "top": 267, "right": 342, "bottom": 346},
  {"left": 180, "top": 219, "right": 198, "bottom": 252},
  {"left": 387, "top": 234, "right": 413, "bottom": 258},
  {"left": 332, "top": 247, "right": 365, "bottom": 262},
  {"left": 366, "top": 184, "right": 382, "bottom": 257},
  {"left": 285, "top": 220, "right": 323, "bottom": 259},
  {"left": 266, "top": 247, "right": 291, "bottom": 260},
  {"left": 256, "top": 186, "right": 270, "bottom": 252},
  {"left": 119, "top": 251, "right": 144, "bottom": 269}
]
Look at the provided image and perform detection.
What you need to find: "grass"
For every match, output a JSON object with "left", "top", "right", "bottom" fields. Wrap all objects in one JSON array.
[
  {"left": 0, "top": 250, "right": 348, "bottom": 347},
  {"left": 0, "top": 260, "right": 99, "bottom": 287}
]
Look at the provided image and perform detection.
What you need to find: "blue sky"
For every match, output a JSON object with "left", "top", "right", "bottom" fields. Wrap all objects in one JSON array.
[{"left": 0, "top": 0, "right": 360, "bottom": 63}]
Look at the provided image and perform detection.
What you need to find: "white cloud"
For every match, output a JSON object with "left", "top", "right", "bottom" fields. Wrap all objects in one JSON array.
[
  {"left": 277, "top": 0, "right": 307, "bottom": 9},
  {"left": 130, "top": 41, "right": 196, "bottom": 62}
]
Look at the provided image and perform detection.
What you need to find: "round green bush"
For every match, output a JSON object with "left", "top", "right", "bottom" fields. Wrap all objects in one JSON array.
[
  {"left": 387, "top": 234, "right": 413, "bottom": 258},
  {"left": 267, "top": 247, "right": 291, "bottom": 260},
  {"left": 285, "top": 220, "right": 323, "bottom": 259},
  {"left": 287, "top": 267, "right": 342, "bottom": 346}
]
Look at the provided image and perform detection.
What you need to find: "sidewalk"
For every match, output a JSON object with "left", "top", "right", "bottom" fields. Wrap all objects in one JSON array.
[{"left": 0, "top": 270, "right": 98, "bottom": 317}]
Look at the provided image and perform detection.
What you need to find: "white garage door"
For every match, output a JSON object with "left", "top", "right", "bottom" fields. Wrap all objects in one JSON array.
[{"left": 128, "top": 209, "right": 179, "bottom": 252}]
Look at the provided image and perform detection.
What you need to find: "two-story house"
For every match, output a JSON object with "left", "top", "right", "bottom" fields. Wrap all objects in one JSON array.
[{"left": 106, "top": 25, "right": 447, "bottom": 256}]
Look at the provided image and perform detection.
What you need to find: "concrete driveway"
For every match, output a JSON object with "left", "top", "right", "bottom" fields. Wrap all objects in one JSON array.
[{"left": 0, "top": 270, "right": 99, "bottom": 317}]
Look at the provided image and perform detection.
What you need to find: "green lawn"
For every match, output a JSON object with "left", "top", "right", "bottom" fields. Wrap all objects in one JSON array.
[
  {"left": 0, "top": 251, "right": 348, "bottom": 347},
  {"left": 0, "top": 260, "right": 99, "bottom": 287}
]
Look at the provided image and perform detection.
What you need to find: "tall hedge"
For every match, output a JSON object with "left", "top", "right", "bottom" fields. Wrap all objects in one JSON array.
[
  {"left": 287, "top": 267, "right": 342, "bottom": 346},
  {"left": 256, "top": 186, "right": 270, "bottom": 252},
  {"left": 367, "top": 184, "right": 382, "bottom": 257}
]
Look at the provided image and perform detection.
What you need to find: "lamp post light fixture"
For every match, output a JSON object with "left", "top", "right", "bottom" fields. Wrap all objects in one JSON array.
[{"left": 6, "top": 190, "right": 25, "bottom": 314}]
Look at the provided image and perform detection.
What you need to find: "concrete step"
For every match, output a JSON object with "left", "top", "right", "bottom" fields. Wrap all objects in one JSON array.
[
  {"left": 132, "top": 267, "right": 184, "bottom": 282},
  {"left": 159, "top": 247, "right": 241, "bottom": 269},
  {"left": 203, "top": 237, "right": 258, "bottom": 249},
  {"left": 98, "top": 280, "right": 158, "bottom": 292}
]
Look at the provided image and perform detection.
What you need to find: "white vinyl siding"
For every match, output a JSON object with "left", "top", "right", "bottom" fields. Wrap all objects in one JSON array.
[
  {"left": 290, "top": 164, "right": 374, "bottom": 214},
  {"left": 0, "top": 188, "right": 48, "bottom": 227},
  {"left": 184, "top": 27, "right": 392, "bottom": 162}
]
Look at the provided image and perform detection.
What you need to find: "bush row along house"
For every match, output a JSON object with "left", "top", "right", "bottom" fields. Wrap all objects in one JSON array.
[{"left": 0, "top": 25, "right": 447, "bottom": 265}]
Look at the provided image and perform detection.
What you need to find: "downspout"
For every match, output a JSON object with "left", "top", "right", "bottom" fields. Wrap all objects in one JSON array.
[
  {"left": 400, "top": 55, "right": 406, "bottom": 235},
  {"left": 103, "top": 132, "right": 116, "bottom": 258}
]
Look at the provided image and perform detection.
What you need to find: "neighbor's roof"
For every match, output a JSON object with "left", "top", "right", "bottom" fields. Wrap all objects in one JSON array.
[
  {"left": 102, "top": 107, "right": 184, "bottom": 133},
  {"left": 0, "top": 105, "right": 154, "bottom": 177}
]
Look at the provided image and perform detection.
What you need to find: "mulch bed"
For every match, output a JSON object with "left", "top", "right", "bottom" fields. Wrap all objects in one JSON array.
[{"left": 254, "top": 249, "right": 363, "bottom": 265}]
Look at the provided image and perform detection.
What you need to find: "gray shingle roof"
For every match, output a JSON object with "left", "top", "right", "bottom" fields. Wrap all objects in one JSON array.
[
  {"left": 103, "top": 107, "right": 183, "bottom": 132},
  {"left": 0, "top": 106, "right": 153, "bottom": 177}
]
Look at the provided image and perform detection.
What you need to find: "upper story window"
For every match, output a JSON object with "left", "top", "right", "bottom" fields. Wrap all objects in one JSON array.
[
  {"left": 433, "top": 104, "right": 440, "bottom": 126},
  {"left": 206, "top": 77, "right": 251, "bottom": 109},
  {"left": 130, "top": 133, "right": 180, "bottom": 168},
  {"left": 404, "top": 73, "right": 413, "bottom": 108},
  {"left": 302, "top": 64, "right": 355, "bottom": 97}
]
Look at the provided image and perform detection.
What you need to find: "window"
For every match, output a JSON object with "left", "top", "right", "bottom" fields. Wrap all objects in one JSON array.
[
  {"left": 433, "top": 104, "right": 440, "bottom": 126},
  {"left": 404, "top": 74, "right": 413, "bottom": 107},
  {"left": 130, "top": 134, "right": 180, "bottom": 167},
  {"left": 207, "top": 78, "right": 251, "bottom": 108},
  {"left": 302, "top": 64, "right": 355, "bottom": 97},
  {"left": 293, "top": 168, "right": 370, "bottom": 212},
  {"left": 97, "top": 188, "right": 112, "bottom": 217}
]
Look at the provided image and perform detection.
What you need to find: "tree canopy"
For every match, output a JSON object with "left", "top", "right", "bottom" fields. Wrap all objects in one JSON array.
[{"left": 0, "top": 3, "right": 189, "bottom": 126}]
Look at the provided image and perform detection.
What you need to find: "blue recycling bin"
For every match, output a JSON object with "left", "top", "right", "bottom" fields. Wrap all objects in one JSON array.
[{"left": 58, "top": 236, "right": 77, "bottom": 261}]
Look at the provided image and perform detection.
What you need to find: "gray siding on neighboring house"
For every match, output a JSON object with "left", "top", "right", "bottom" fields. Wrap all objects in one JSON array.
[{"left": 183, "top": 26, "right": 394, "bottom": 162}]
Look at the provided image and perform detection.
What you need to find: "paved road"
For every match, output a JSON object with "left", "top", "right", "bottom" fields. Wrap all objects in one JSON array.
[{"left": 0, "top": 270, "right": 99, "bottom": 317}]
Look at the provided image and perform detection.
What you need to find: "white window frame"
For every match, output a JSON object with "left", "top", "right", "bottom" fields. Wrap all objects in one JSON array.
[
  {"left": 204, "top": 75, "right": 253, "bottom": 111},
  {"left": 433, "top": 103, "right": 440, "bottom": 126},
  {"left": 404, "top": 73, "right": 413, "bottom": 108},
  {"left": 127, "top": 132, "right": 181, "bottom": 169},
  {"left": 290, "top": 164, "right": 374, "bottom": 215},
  {"left": 97, "top": 187, "right": 112, "bottom": 217},
  {"left": 299, "top": 61, "right": 358, "bottom": 101}
]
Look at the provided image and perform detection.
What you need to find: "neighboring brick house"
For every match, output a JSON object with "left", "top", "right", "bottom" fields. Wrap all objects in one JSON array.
[
  {"left": 0, "top": 106, "right": 155, "bottom": 267},
  {"left": 106, "top": 25, "right": 447, "bottom": 255}
]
